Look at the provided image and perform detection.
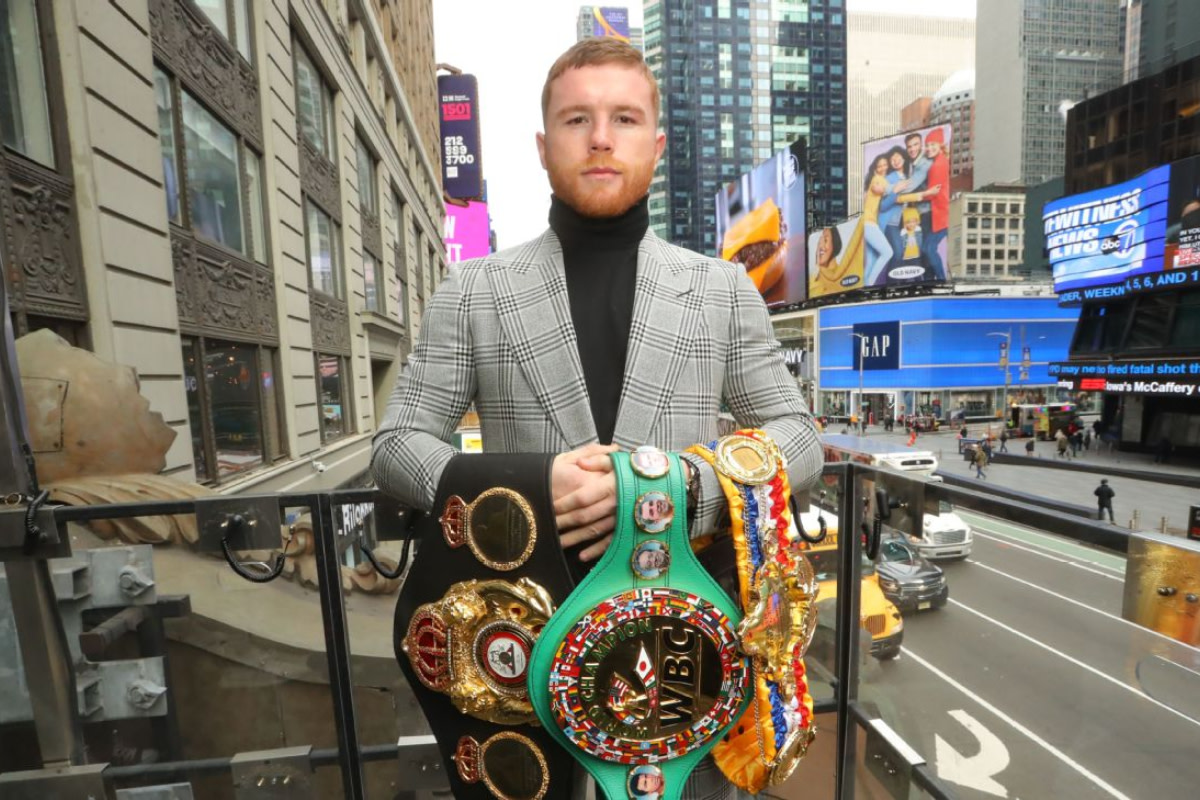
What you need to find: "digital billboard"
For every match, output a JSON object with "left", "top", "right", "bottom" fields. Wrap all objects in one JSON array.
[
  {"left": 437, "top": 74, "right": 483, "bottom": 199},
  {"left": 591, "top": 7, "right": 631, "bottom": 41},
  {"left": 714, "top": 139, "right": 807, "bottom": 307},
  {"left": 443, "top": 201, "right": 491, "bottom": 264},
  {"left": 1048, "top": 154, "right": 1200, "bottom": 304},
  {"left": 809, "top": 123, "right": 953, "bottom": 299}
]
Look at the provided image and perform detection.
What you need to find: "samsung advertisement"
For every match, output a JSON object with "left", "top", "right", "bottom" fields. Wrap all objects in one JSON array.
[
  {"left": 1048, "top": 155, "right": 1200, "bottom": 303},
  {"left": 714, "top": 139, "right": 808, "bottom": 307}
]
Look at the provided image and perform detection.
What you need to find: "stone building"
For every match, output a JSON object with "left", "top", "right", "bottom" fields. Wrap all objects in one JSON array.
[{"left": 0, "top": 0, "right": 445, "bottom": 494}]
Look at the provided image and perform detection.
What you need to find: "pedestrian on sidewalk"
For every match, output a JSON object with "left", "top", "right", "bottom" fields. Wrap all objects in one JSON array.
[
  {"left": 1055, "top": 429, "right": 1070, "bottom": 459},
  {"left": 1084, "top": 429, "right": 1092, "bottom": 452},
  {"left": 1094, "top": 479, "right": 1115, "bottom": 522},
  {"left": 1024, "top": 438, "right": 1036, "bottom": 457},
  {"left": 1071, "top": 429, "right": 1083, "bottom": 457},
  {"left": 982, "top": 438, "right": 994, "bottom": 464},
  {"left": 973, "top": 445, "right": 988, "bottom": 479},
  {"left": 999, "top": 429, "right": 1009, "bottom": 453},
  {"left": 907, "top": 428, "right": 918, "bottom": 447}
]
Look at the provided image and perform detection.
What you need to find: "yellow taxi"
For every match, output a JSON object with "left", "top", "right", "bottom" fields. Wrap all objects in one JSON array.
[{"left": 797, "top": 506, "right": 905, "bottom": 660}]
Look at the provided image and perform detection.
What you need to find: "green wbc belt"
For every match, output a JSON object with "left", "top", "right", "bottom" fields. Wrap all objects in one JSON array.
[{"left": 528, "top": 449, "right": 751, "bottom": 800}]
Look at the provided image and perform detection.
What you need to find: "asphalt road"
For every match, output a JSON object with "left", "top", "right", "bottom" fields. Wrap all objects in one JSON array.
[{"left": 859, "top": 512, "right": 1200, "bottom": 800}]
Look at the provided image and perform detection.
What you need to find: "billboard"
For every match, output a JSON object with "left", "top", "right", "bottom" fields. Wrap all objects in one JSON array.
[
  {"left": 437, "top": 74, "right": 483, "bottom": 199},
  {"left": 591, "top": 7, "right": 631, "bottom": 41},
  {"left": 1048, "top": 154, "right": 1200, "bottom": 304},
  {"left": 714, "top": 140, "right": 807, "bottom": 307},
  {"left": 443, "top": 201, "right": 491, "bottom": 264},
  {"left": 809, "top": 123, "right": 953, "bottom": 299},
  {"left": 852, "top": 321, "right": 901, "bottom": 371},
  {"left": 1049, "top": 359, "right": 1200, "bottom": 395}
]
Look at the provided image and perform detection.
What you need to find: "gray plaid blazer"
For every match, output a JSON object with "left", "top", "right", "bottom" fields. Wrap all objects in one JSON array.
[{"left": 371, "top": 228, "right": 822, "bottom": 534}]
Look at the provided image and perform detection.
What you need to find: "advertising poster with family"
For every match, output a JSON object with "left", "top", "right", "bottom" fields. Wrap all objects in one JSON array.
[
  {"left": 808, "top": 123, "right": 953, "bottom": 299},
  {"left": 714, "top": 139, "right": 808, "bottom": 307}
]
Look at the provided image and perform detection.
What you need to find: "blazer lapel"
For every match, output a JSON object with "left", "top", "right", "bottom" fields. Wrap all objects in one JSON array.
[
  {"left": 612, "top": 232, "right": 705, "bottom": 448},
  {"left": 489, "top": 230, "right": 598, "bottom": 448}
]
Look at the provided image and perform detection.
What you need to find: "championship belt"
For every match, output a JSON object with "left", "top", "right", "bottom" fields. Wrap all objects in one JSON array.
[
  {"left": 687, "top": 431, "right": 819, "bottom": 793},
  {"left": 527, "top": 449, "right": 751, "bottom": 800},
  {"left": 394, "top": 454, "right": 578, "bottom": 800}
]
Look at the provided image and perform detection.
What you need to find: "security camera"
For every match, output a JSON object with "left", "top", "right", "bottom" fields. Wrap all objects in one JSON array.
[{"left": 312, "top": 460, "right": 327, "bottom": 473}]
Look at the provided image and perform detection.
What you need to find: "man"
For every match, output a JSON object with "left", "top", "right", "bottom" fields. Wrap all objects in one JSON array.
[
  {"left": 888, "top": 132, "right": 932, "bottom": 262},
  {"left": 973, "top": 445, "right": 988, "bottom": 480},
  {"left": 372, "top": 38, "right": 821, "bottom": 798},
  {"left": 1094, "top": 479, "right": 1115, "bottom": 522},
  {"left": 998, "top": 429, "right": 1008, "bottom": 453}
]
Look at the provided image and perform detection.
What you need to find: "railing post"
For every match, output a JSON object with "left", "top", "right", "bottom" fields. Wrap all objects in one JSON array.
[
  {"left": 311, "top": 493, "right": 367, "bottom": 799},
  {"left": 0, "top": 258, "right": 86, "bottom": 768},
  {"left": 834, "top": 463, "right": 864, "bottom": 799}
]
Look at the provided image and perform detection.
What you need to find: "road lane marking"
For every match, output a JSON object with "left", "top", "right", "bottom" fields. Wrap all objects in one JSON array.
[
  {"left": 902, "top": 647, "right": 1133, "bottom": 800},
  {"left": 948, "top": 598, "right": 1200, "bottom": 730},
  {"left": 935, "top": 709, "right": 1010, "bottom": 797},
  {"left": 971, "top": 529, "right": 1123, "bottom": 580},
  {"left": 964, "top": 560, "right": 1196, "bottom": 651},
  {"left": 959, "top": 511, "right": 1126, "bottom": 572}
]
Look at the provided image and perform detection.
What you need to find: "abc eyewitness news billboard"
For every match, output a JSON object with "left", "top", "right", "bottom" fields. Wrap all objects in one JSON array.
[
  {"left": 808, "top": 123, "right": 954, "bottom": 300},
  {"left": 1047, "top": 154, "right": 1200, "bottom": 305},
  {"left": 714, "top": 140, "right": 807, "bottom": 307}
]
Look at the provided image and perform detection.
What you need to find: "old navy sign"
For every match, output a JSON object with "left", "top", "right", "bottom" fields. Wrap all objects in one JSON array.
[
  {"left": 438, "top": 74, "right": 483, "bottom": 199},
  {"left": 852, "top": 322, "right": 900, "bottom": 371}
]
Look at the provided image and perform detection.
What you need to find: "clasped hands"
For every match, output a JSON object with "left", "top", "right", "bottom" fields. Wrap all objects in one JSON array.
[{"left": 553, "top": 444, "right": 691, "bottom": 562}]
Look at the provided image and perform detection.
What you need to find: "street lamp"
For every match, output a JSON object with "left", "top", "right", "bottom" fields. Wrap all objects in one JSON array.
[
  {"left": 986, "top": 330, "right": 1012, "bottom": 426},
  {"left": 851, "top": 332, "right": 868, "bottom": 436}
]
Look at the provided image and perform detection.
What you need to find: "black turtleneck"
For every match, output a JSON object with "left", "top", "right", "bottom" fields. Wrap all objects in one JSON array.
[{"left": 549, "top": 195, "right": 648, "bottom": 445}]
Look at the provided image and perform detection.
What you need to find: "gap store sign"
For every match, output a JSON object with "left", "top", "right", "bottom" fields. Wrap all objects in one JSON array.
[{"left": 852, "top": 321, "right": 900, "bottom": 371}]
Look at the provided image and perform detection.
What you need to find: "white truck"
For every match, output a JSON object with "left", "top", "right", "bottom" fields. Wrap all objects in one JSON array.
[{"left": 820, "top": 434, "right": 973, "bottom": 560}]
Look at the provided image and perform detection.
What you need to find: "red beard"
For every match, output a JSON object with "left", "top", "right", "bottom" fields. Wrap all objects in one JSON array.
[{"left": 547, "top": 156, "right": 655, "bottom": 218}]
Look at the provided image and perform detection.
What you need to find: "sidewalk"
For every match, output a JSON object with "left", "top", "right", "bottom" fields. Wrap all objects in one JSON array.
[{"left": 837, "top": 424, "right": 1199, "bottom": 534}]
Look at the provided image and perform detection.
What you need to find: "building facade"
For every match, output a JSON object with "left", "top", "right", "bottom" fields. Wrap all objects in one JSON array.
[
  {"left": 1131, "top": 0, "right": 1200, "bottom": 81},
  {"left": 644, "top": 0, "right": 848, "bottom": 253},
  {"left": 846, "top": 11, "right": 974, "bottom": 216},
  {"left": 974, "top": 0, "right": 1124, "bottom": 188},
  {"left": 1063, "top": 50, "right": 1200, "bottom": 194},
  {"left": 812, "top": 295, "right": 1078, "bottom": 425},
  {"left": 948, "top": 185, "right": 1026, "bottom": 282},
  {"left": 929, "top": 68, "right": 975, "bottom": 193},
  {"left": 1, "top": 0, "right": 445, "bottom": 494}
]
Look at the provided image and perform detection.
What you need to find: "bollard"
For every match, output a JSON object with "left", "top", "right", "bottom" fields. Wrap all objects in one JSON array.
[
  {"left": 1160, "top": 516, "right": 1169, "bottom": 534},
  {"left": 1130, "top": 509, "right": 1140, "bottom": 530}
]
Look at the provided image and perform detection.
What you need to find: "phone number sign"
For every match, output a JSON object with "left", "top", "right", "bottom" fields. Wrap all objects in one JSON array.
[{"left": 438, "top": 74, "right": 483, "bottom": 199}]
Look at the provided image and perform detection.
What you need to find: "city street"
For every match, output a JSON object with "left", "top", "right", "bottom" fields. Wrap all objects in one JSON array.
[
  {"left": 860, "top": 514, "right": 1200, "bottom": 799},
  {"left": 854, "top": 426, "right": 1199, "bottom": 532}
]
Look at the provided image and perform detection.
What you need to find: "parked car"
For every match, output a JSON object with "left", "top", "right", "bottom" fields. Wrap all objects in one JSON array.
[{"left": 876, "top": 535, "right": 949, "bottom": 612}]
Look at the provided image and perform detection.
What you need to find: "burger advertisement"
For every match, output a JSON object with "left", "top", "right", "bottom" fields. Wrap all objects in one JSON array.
[
  {"left": 808, "top": 123, "right": 954, "bottom": 300},
  {"left": 714, "top": 139, "right": 808, "bottom": 307}
]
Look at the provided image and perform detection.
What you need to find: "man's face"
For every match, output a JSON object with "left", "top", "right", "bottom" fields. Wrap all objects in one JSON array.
[
  {"left": 906, "top": 137, "right": 922, "bottom": 160},
  {"left": 636, "top": 773, "right": 664, "bottom": 793},
  {"left": 537, "top": 64, "right": 666, "bottom": 218},
  {"left": 637, "top": 549, "right": 666, "bottom": 571}
]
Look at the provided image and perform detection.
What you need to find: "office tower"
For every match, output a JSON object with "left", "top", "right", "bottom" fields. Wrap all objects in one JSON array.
[
  {"left": 930, "top": 69, "right": 975, "bottom": 192},
  {"left": 847, "top": 11, "right": 974, "bottom": 215},
  {"left": 1130, "top": 0, "right": 1200, "bottom": 78},
  {"left": 975, "top": 0, "right": 1123, "bottom": 188},
  {"left": 645, "top": 0, "right": 847, "bottom": 254},
  {"left": 577, "top": 6, "right": 644, "bottom": 50}
]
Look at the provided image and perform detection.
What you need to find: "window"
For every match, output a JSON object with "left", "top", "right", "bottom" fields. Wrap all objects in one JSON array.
[
  {"left": 295, "top": 44, "right": 335, "bottom": 158},
  {"left": 317, "top": 354, "right": 349, "bottom": 442},
  {"left": 305, "top": 199, "right": 342, "bottom": 298},
  {"left": 181, "top": 92, "right": 245, "bottom": 253},
  {"left": 364, "top": 251, "right": 382, "bottom": 313},
  {"left": 356, "top": 135, "right": 377, "bottom": 216},
  {"left": 0, "top": 0, "right": 54, "bottom": 167},
  {"left": 194, "top": 0, "right": 254, "bottom": 63},
  {"left": 155, "top": 69, "right": 181, "bottom": 222},
  {"left": 182, "top": 337, "right": 284, "bottom": 483},
  {"left": 245, "top": 150, "right": 267, "bottom": 263}
]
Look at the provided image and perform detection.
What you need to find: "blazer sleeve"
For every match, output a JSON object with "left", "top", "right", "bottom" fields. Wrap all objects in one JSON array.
[
  {"left": 371, "top": 266, "right": 477, "bottom": 511},
  {"left": 686, "top": 266, "right": 824, "bottom": 536}
]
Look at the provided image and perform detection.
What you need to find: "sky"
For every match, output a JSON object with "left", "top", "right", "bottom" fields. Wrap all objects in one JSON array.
[{"left": 432, "top": 0, "right": 977, "bottom": 247}]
